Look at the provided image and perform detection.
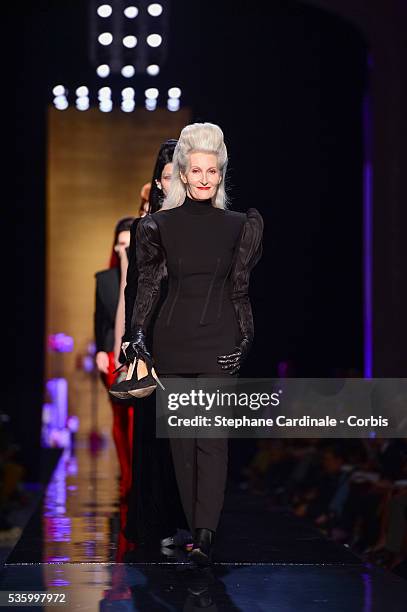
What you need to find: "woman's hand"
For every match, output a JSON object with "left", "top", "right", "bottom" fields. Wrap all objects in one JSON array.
[
  {"left": 122, "top": 327, "right": 152, "bottom": 362},
  {"left": 95, "top": 351, "right": 109, "bottom": 374},
  {"left": 217, "top": 337, "right": 251, "bottom": 375}
]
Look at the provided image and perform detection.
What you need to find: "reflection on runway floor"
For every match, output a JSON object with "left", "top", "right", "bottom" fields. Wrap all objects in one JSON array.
[
  {"left": 2, "top": 562, "right": 407, "bottom": 611},
  {"left": 1, "top": 438, "right": 406, "bottom": 611}
]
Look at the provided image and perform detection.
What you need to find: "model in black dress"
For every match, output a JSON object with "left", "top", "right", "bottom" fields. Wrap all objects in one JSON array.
[{"left": 122, "top": 123, "right": 263, "bottom": 564}]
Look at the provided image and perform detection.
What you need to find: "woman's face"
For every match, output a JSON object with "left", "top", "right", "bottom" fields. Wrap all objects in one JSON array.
[
  {"left": 181, "top": 152, "right": 221, "bottom": 201},
  {"left": 158, "top": 162, "right": 173, "bottom": 196},
  {"left": 116, "top": 230, "right": 131, "bottom": 250}
]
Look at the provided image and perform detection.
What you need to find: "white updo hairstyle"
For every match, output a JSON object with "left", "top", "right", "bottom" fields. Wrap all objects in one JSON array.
[{"left": 161, "top": 122, "right": 228, "bottom": 210}]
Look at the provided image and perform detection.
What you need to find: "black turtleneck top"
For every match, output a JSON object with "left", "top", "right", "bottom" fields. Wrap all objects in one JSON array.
[
  {"left": 180, "top": 195, "right": 214, "bottom": 213},
  {"left": 128, "top": 196, "right": 263, "bottom": 374}
]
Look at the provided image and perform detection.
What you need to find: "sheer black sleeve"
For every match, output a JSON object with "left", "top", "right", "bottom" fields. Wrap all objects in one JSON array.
[
  {"left": 230, "top": 208, "right": 264, "bottom": 343},
  {"left": 130, "top": 215, "right": 166, "bottom": 334}
]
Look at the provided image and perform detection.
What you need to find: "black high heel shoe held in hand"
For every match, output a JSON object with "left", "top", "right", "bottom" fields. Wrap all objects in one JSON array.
[
  {"left": 109, "top": 358, "right": 137, "bottom": 400},
  {"left": 109, "top": 353, "right": 165, "bottom": 399},
  {"left": 109, "top": 326, "right": 165, "bottom": 399},
  {"left": 128, "top": 350, "right": 165, "bottom": 398}
]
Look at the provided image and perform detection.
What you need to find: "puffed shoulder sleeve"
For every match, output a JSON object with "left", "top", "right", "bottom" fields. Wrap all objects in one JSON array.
[
  {"left": 230, "top": 208, "right": 264, "bottom": 343},
  {"left": 235, "top": 208, "right": 263, "bottom": 270},
  {"left": 130, "top": 215, "right": 166, "bottom": 333}
]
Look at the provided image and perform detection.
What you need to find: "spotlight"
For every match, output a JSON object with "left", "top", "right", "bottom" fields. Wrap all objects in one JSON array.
[
  {"left": 121, "top": 99, "right": 135, "bottom": 112},
  {"left": 147, "top": 3, "right": 163, "bottom": 17},
  {"left": 167, "top": 98, "right": 180, "bottom": 112},
  {"left": 99, "top": 99, "right": 113, "bottom": 112},
  {"left": 145, "top": 98, "right": 157, "bottom": 111},
  {"left": 121, "top": 87, "right": 135, "bottom": 99},
  {"left": 146, "top": 64, "right": 160, "bottom": 76},
  {"left": 168, "top": 87, "right": 181, "bottom": 99},
  {"left": 76, "top": 96, "right": 90, "bottom": 111},
  {"left": 123, "top": 35, "right": 137, "bottom": 48},
  {"left": 98, "top": 32, "right": 113, "bottom": 45},
  {"left": 121, "top": 65, "right": 135, "bottom": 78},
  {"left": 54, "top": 96, "right": 69, "bottom": 110},
  {"left": 98, "top": 86, "right": 112, "bottom": 100},
  {"left": 124, "top": 6, "right": 138, "bottom": 18},
  {"left": 146, "top": 34, "right": 162, "bottom": 48},
  {"left": 76, "top": 86, "right": 89, "bottom": 97},
  {"left": 96, "top": 64, "right": 110, "bottom": 77},
  {"left": 52, "top": 85, "right": 65, "bottom": 97},
  {"left": 97, "top": 4, "right": 112, "bottom": 18},
  {"left": 145, "top": 87, "right": 159, "bottom": 100}
]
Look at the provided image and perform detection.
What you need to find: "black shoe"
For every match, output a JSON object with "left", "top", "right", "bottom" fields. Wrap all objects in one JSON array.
[
  {"left": 127, "top": 351, "right": 165, "bottom": 398},
  {"left": 189, "top": 528, "right": 215, "bottom": 567},
  {"left": 109, "top": 353, "right": 164, "bottom": 399},
  {"left": 160, "top": 545, "right": 190, "bottom": 563},
  {"left": 109, "top": 357, "right": 138, "bottom": 399},
  {"left": 161, "top": 528, "right": 193, "bottom": 549}
]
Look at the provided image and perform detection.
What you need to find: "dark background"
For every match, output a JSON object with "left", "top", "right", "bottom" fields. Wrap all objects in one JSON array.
[{"left": 10, "top": 0, "right": 368, "bottom": 479}]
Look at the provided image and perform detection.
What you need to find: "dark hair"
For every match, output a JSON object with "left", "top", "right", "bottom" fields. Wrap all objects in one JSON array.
[
  {"left": 148, "top": 139, "right": 177, "bottom": 213},
  {"left": 109, "top": 216, "right": 135, "bottom": 268}
]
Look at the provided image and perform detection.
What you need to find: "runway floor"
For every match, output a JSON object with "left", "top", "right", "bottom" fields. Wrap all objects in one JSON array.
[{"left": 1, "top": 437, "right": 406, "bottom": 611}]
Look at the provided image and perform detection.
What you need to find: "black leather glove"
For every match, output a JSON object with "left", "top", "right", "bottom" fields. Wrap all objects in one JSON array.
[
  {"left": 220, "top": 209, "right": 263, "bottom": 377},
  {"left": 217, "top": 336, "right": 251, "bottom": 375},
  {"left": 122, "top": 326, "right": 152, "bottom": 363}
]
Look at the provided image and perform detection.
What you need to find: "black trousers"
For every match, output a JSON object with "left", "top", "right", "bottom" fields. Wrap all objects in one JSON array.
[{"left": 163, "top": 373, "right": 231, "bottom": 533}]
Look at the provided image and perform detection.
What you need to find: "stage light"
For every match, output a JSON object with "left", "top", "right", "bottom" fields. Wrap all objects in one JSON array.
[
  {"left": 98, "top": 32, "right": 113, "bottom": 45},
  {"left": 52, "top": 85, "right": 65, "bottom": 97},
  {"left": 121, "top": 65, "right": 135, "bottom": 77},
  {"left": 76, "top": 96, "right": 90, "bottom": 111},
  {"left": 168, "top": 87, "right": 181, "bottom": 99},
  {"left": 96, "top": 64, "right": 110, "bottom": 77},
  {"left": 54, "top": 96, "right": 69, "bottom": 110},
  {"left": 124, "top": 6, "right": 138, "bottom": 18},
  {"left": 121, "top": 99, "right": 135, "bottom": 112},
  {"left": 145, "top": 98, "right": 157, "bottom": 111},
  {"left": 146, "top": 34, "right": 162, "bottom": 48},
  {"left": 97, "top": 4, "right": 112, "bottom": 18},
  {"left": 146, "top": 64, "right": 160, "bottom": 76},
  {"left": 76, "top": 86, "right": 89, "bottom": 97},
  {"left": 98, "top": 86, "right": 112, "bottom": 100},
  {"left": 167, "top": 98, "right": 180, "bottom": 112},
  {"left": 121, "top": 87, "right": 135, "bottom": 99},
  {"left": 48, "top": 333, "right": 74, "bottom": 353},
  {"left": 145, "top": 87, "right": 159, "bottom": 100},
  {"left": 147, "top": 3, "right": 163, "bottom": 17},
  {"left": 123, "top": 35, "right": 137, "bottom": 48},
  {"left": 99, "top": 99, "right": 113, "bottom": 112}
]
